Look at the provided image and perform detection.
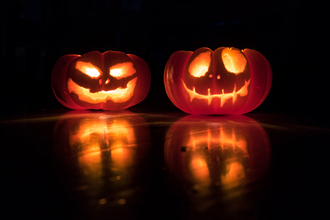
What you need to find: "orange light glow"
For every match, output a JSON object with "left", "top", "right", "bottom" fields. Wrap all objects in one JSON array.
[
  {"left": 109, "top": 62, "right": 136, "bottom": 79},
  {"left": 62, "top": 117, "right": 140, "bottom": 192},
  {"left": 221, "top": 48, "right": 247, "bottom": 74},
  {"left": 53, "top": 111, "right": 152, "bottom": 202},
  {"left": 74, "top": 119, "right": 136, "bottom": 144},
  {"left": 163, "top": 115, "right": 272, "bottom": 214},
  {"left": 69, "top": 118, "right": 138, "bottom": 170},
  {"left": 187, "top": 126, "right": 248, "bottom": 154},
  {"left": 76, "top": 61, "right": 102, "bottom": 78},
  {"left": 189, "top": 156, "right": 210, "bottom": 182},
  {"left": 182, "top": 78, "right": 250, "bottom": 107},
  {"left": 108, "top": 120, "right": 136, "bottom": 167},
  {"left": 185, "top": 123, "right": 248, "bottom": 187},
  {"left": 164, "top": 115, "right": 271, "bottom": 205},
  {"left": 67, "top": 77, "right": 137, "bottom": 103},
  {"left": 221, "top": 162, "right": 245, "bottom": 188},
  {"left": 188, "top": 51, "right": 211, "bottom": 77}
]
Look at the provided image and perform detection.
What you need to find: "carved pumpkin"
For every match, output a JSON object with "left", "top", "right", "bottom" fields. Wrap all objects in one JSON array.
[
  {"left": 51, "top": 51, "right": 151, "bottom": 110},
  {"left": 164, "top": 115, "right": 271, "bottom": 192},
  {"left": 164, "top": 47, "right": 272, "bottom": 114},
  {"left": 52, "top": 111, "right": 151, "bottom": 206}
]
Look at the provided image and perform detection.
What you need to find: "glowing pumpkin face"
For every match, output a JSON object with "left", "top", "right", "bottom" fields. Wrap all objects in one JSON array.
[
  {"left": 164, "top": 115, "right": 271, "bottom": 193},
  {"left": 164, "top": 47, "right": 272, "bottom": 114},
  {"left": 51, "top": 51, "right": 151, "bottom": 110}
]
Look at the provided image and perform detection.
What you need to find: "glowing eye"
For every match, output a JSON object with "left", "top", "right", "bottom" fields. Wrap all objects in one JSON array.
[
  {"left": 109, "top": 62, "right": 136, "bottom": 79},
  {"left": 222, "top": 48, "right": 247, "bottom": 74},
  {"left": 110, "top": 69, "right": 122, "bottom": 77},
  {"left": 76, "top": 61, "right": 101, "bottom": 78},
  {"left": 189, "top": 51, "right": 211, "bottom": 77}
]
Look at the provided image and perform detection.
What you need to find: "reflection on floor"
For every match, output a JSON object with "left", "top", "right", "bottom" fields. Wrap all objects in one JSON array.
[{"left": 2, "top": 110, "right": 328, "bottom": 219}]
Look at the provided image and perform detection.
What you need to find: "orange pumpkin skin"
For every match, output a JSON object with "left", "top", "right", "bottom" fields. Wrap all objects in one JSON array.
[
  {"left": 164, "top": 47, "right": 272, "bottom": 115},
  {"left": 51, "top": 51, "right": 151, "bottom": 110}
]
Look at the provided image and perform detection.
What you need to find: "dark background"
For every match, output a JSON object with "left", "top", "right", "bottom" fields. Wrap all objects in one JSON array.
[
  {"left": 1, "top": 0, "right": 329, "bottom": 125},
  {"left": 1, "top": 1, "right": 329, "bottom": 219}
]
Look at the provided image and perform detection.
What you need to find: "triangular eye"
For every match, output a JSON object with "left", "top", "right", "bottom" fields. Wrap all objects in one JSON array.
[
  {"left": 189, "top": 51, "right": 211, "bottom": 77},
  {"left": 76, "top": 61, "right": 102, "bottom": 78},
  {"left": 221, "top": 48, "right": 247, "bottom": 74},
  {"left": 109, "top": 62, "right": 136, "bottom": 79}
]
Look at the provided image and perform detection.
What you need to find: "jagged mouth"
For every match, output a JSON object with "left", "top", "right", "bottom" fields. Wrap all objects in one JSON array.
[
  {"left": 182, "top": 79, "right": 251, "bottom": 107},
  {"left": 67, "top": 77, "right": 137, "bottom": 104}
]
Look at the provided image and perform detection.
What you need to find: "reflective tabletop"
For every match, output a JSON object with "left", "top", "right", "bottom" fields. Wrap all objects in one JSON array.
[{"left": 1, "top": 110, "right": 328, "bottom": 219}]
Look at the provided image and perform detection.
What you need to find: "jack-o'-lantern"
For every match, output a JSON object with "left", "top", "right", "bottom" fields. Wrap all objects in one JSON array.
[
  {"left": 51, "top": 50, "right": 151, "bottom": 110},
  {"left": 52, "top": 111, "right": 151, "bottom": 210},
  {"left": 164, "top": 115, "right": 271, "bottom": 198},
  {"left": 164, "top": 47, "right": 272, "bottom": 114}
]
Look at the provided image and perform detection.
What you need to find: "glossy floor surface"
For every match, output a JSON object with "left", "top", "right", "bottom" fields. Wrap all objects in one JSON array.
[{"left": 2, "top": 110, "right": 328, "bottom": 220}]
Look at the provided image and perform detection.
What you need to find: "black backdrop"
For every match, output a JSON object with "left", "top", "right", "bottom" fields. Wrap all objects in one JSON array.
[{"left": 1, "top": 0, "right": 329, "bottom": 126}]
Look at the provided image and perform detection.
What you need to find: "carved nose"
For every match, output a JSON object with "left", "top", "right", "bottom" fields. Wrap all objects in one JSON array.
[
  {"left": 99, "top": 78, "right": 110, "bottom": 85},
  {"left": 209, "top": 74, "right": 220, "bottom": 79}
]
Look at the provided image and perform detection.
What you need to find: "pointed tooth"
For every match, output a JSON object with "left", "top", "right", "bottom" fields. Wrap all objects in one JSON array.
[
  {"left": 220, "top": 89, "right": 225, "bottom": 107},
  {"left": 189, "top": 87, "right": 195, "bottom": 102},
  {"left": 208, "top": 88, "right": 212, "bottom": 105},
  {"left": 232, "top": 93, "right": 237, "bottom": 104},
  {"left": 220, "top": 99, "right": 225, "bottom": 107}
]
